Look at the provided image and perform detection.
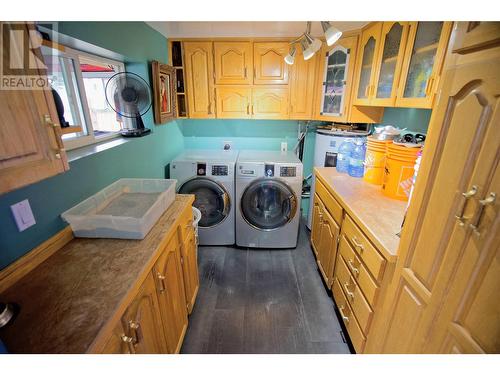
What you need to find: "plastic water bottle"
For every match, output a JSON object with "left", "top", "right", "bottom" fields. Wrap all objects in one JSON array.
[
  {"left": 336, "top": 140, "right": 353, "bottom": 174},
  {"left": 348, "top": 140, "right": 366, "bottom": 178}
]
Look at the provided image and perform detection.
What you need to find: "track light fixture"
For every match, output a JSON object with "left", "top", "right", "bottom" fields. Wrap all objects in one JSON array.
[
  {"left": 285, "top": 21, "right": 343, "bottom": 65},
  {"left": 321, "top": 21, "right": 343, "bottom": 46},
  {"left": 284, "top": 45, "right": 296, "bottom": 65}
]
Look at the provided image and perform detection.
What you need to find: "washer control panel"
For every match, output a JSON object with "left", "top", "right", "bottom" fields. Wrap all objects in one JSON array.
[
  {"left": 212, "top": 165, "right": 228, "bottom": 176},
  {"left": 280, "top": 166, "right": 297, "bottom": 177}
]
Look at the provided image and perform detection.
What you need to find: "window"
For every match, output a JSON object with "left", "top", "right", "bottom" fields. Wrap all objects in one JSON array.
[{"left": 41, "top": 43, "right": 129, "bottom": 150}]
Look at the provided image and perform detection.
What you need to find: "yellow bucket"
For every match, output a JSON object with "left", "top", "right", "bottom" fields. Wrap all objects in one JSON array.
[
  {"left": 382, "top": 148, "right": 420, "bottom": 201},
  {"left": 364, "top": 146, "right": 386, "bottom": 185},
  {"left": 364, "top": 138, "right": 391, "bottom": 185}
]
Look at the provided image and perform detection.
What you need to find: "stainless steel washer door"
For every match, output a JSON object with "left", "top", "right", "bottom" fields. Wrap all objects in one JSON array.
[
  {"left": 240, "top": 178, "right": 297, "bottom": 231},
  {"left": 179, "top": 177, "right": 230, "bottom": 228}
]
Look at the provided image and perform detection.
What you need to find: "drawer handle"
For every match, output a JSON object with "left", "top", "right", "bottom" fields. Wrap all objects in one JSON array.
[
  {"left": 351, "top": 236, "right": 364, "bottom": 251},
  {"left": 470, "top": 192, "right": 496, "bottom": 235},
  {"left": 339, "top": 305, "right": 350, "bottom": 324},
  {"left": 121, "top": 334, "right": 136, "bottom": 354},
  {"left": 129, "top": 321, "right": 141, "bottom": 345},
  {"left": 347, "top": 259, "right": 360, "bottom": 276},
  {"left": 157, "top": 272, "right": 166, "bottom": 292},
  {"left": 344, "top": 282, "right": 355, "bottom": 300}
]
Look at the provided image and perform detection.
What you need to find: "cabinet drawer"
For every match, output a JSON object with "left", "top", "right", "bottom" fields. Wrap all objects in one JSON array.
[
  {"left": 316, "top": 179, "right": 343, "bottom": 225},
  {"left": 335, "top": 253, "right": 374, "bottom": 334},
  {"left": 338, "top": 235, "right": 380, "bottom": 306},
  {"left": 332, "top": 278, "right": 366, "bottom": 353},
  {"left": 342, "top": 215, "right": 386, "bottom": 282}
]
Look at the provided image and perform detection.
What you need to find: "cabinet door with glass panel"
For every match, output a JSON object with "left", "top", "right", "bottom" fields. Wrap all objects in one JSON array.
[
  {"left": 353, "top": 23, "right": 382, "bottom": 106},
  {"left": 371, "top": 22, "right": 410, "bottom": 107},
  {"left": 395, "top": 22, "right": 453, "bottom": 108},
  {"left": 316, "top": 35, "right": 358, "bottom": 123}
]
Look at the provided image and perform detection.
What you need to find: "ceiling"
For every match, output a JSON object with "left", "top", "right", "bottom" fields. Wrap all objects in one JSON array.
[{"left": 147, "top": 21, "right": 368, "bottom": 39}]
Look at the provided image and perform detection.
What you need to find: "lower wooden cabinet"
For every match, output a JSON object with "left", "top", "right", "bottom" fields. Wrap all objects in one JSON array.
[
  {"left": 311, "top": 172, "right": 396, "bottom": 353},
  {"left": 181, "top": 228, "right": 200, "bottom": 314},
  {"left": 102, "top": 273, "right": 168, "bottom": 354},
  {"left": 100, "top": 202, "right": 199, "bottom": 354},
  {"left": 311, "top": 183, "right": 342, "bottom": 289},
  {"left": 316, "top": 207, "right": 340, "bottom": 288},
  {"left": 153, "top": 234, "right": 188, "bottom": 353}
]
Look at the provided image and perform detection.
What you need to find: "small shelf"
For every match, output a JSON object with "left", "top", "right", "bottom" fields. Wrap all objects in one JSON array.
[
  {"left": 60, "top": 125, "right": 82, "bottom": 135},
  {"left": 176, "top": 92, "right": 185, "bottom": 96}
]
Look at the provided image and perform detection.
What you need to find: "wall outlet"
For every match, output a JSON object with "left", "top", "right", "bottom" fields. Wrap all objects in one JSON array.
[
  {"left": 281, "top": 142, "right": 287, "bottom": 152},
  {"left": 222, "top": 141, "right": 233, "bottom": 151},
  {"left": 11, "top": 199, "right": 36, "bottom": 232}
]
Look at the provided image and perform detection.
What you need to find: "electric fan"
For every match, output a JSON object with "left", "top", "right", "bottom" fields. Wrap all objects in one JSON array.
[{"left": 105, "top": 72, "right": 152, "bottom": 137}]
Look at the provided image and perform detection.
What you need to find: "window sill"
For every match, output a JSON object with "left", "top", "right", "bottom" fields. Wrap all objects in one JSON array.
[{"left": 67, "top": 136, "right": 132, "bottom": 163}]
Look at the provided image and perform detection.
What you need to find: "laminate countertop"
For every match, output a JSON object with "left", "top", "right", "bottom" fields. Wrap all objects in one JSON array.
[
  {"left": 0, "top": 194, "right": 194, "bottom": 353},
  {"left": 315, "top": 168, "right": 407, "bottom": 261}
]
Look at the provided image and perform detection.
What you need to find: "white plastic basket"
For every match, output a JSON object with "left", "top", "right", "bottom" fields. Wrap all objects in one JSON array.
[{"left": 61, "top": 178, "right": 177, "bottom": 239}]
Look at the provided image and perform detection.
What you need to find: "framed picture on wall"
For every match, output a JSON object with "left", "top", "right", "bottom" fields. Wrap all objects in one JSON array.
[{"left": 152, "top": 60, "right": 176, "bottom": 124}]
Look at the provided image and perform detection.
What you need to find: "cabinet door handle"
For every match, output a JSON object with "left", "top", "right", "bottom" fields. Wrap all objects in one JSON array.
[
  {"left": 121, "top": 334, "right": 136, "bottom": 354},
  {"left": 455, "top": 185, "right": 478, "bottom": 225},
  {"left": 251, "top": 104, "right": 254, "bottom": 115},
  {"left": 344, "top": 282, "right": 355, "bottom": 299},
  {"left": 157, "top": 272, "right": 166, "bottom": 292},
  {"left": 347, "top": 259, "right": 360, "bottom": 276},
  {"left": 244, "top": 67, "right": 247, "bottom": 78},
  {"left": 43, "top": 114, "right": 65, "bottom": 153},
  {"left": 425, "top": 76, "right": 435, "bottom": 96},
  {"left": 364, "top": 84, "right": 370, "bottom": 98},
  {"left": 129, "top": 321, "right": 141, "bottom": 345},
  {"left": 470, "top": 192, "right": 496, "bottom": 235},
  {"left": 246, "top": 103, "right": 250, "bottom": 115},
  {"left": 208, "top": 102, "right": 212, "bottom": 115},
  {"left": 351, "top": 236, "right": 364, "bottom": 252},
  {"left": 339, "top": 305, "right": 350, "bottom": 323}
]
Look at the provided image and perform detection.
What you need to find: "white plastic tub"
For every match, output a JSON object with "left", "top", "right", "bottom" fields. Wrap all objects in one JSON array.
[{"left": 61, "top": 179, "right": 177, "bottom": 239}]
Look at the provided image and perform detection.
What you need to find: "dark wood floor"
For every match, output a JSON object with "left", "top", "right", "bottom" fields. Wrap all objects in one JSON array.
[{"left": 180, "top": 220, "right": 351, "bottom": 354}]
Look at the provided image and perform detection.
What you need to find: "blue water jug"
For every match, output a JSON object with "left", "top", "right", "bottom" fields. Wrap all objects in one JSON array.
[
  {"left": 348, "top": 140, "right": 366, "bottom": 178},
  {"left": 336, "top": 140, "right": 353, "bottom": 174}
]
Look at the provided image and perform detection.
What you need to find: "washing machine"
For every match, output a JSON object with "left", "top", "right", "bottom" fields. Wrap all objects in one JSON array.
[
  {"left": 306, "top": 127, "right": 369, "bottom": 229},
  {"left": 170, "top": 149, "right": 238, "bottom": 245},
  {"left": 236, "top": 150, "right": 303, "bottom": 248}
]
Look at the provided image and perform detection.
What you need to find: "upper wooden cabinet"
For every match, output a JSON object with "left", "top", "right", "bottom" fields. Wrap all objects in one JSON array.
[
  {"left": 353, "top": 23, "right": 383, "bottom": 106},
  {"left": 216, "top": 86, "right": 252, "bottom": 119},
  {"left": 371, "top": 22, "right": 410, "bottom": 106},
  {"left": 252, "top": 87, "right": 289, "bottom": 119},
  {"left": 184, "top": 42, "right": 215, "bottom": 118},
  {"left": 253, "top": 42, "right": 289, "bottom": 85},
  {"left": 396, "top": 22, "right": 453, "bottom": 108},
  {"left": 214, "top": 42, "right": 253, "bottom": 85},
  {"left": 314, "top": 34, "right": 383, "bottom": 123},
  {"left": 289, "top": 50, "right": 317, "bottom": 120},
  {"left": 0, "top": 22, "right": 68, "bottom": 195},
  {"left": 353, "top": 21, "right": 452, "bottom": 109}
]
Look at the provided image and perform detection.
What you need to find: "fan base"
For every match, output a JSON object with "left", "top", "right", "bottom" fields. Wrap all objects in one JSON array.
[{"left": 120, "top": 128, "right": 151, "bottom": 137}]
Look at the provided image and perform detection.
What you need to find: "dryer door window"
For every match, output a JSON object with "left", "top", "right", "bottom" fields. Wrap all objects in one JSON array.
[
  {"left": 241, "top": 178, "right": 297, "bottom": 231},
  {"left": 179, "top": 177, "right": 230, "bottom": 228}
]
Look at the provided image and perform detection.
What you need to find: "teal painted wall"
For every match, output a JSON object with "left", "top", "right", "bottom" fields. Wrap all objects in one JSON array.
[
  {"left": 0, "top": 22, "right": 184, "bottom": 270},
  {"left": 180, "top": 119, "right": 300, "bottom": 151}
]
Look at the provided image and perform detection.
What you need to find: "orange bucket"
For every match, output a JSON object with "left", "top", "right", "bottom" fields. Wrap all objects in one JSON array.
[
  {"left": 364, "top": 137, "right": 391, "bottom": 185},
  {"left": 382, "top": 144, "right": 421, "bottom": 201}
]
